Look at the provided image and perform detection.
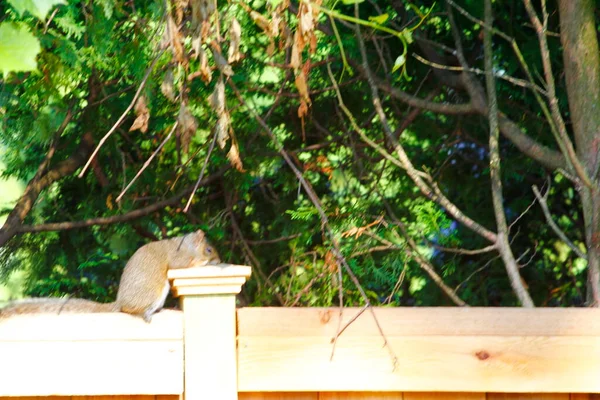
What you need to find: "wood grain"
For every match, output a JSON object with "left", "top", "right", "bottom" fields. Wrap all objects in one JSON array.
[
  {"left": 0, "top": 341, "right": 183, "bottom": 396},
  {"left": 237, "top": 335, "right": 600, "bottom": 392},
  {"left": 237, "top": 308, "right": 600, "bottom": 337}
]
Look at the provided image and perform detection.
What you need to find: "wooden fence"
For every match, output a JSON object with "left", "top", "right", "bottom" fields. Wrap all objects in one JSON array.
[{"left": 1, "top": 264, "right": 600, "bottom": 399}]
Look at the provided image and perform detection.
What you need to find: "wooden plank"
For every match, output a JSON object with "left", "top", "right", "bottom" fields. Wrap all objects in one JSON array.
[
  {"left": 238, "top": 394, "right": 317, "bottom": 400},
  {"left": 0, "top": 310, "right": 183, "bottom": 341},
  {"left": 237, "top": 308, "right": 600, "bottom": 337},
  {"left": 320, "top": 393, "right": 403, "bottom": 399},
  {"left": 237, "top": 335, "right": 600, "bottom": 393},
  {"left": 181, "top": 295, "right": 237, "bottom": 400},
  {"left": 0, "top": 341, "right": 183, "bottom": 396},
  {"left": 0, "top": 398, "right": 71, "bottom": 400},
  {"left": 487, "top": 395, "right": 568, "bottom": 400},
  {"left": 71, "top": 397, "right": 156, "bottom": 400},
  {"left": 404, "top": 394, "right": 484, "bottom": 400}
]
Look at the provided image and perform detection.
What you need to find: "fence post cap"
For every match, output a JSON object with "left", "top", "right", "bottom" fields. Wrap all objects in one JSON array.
[{"left": 168, "top": 264, "right": 252, "bottom": 297}]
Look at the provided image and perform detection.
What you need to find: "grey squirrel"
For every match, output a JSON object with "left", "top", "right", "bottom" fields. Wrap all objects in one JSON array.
[{"left": 0, "top": 229, "right": 221, "bottom": 322}]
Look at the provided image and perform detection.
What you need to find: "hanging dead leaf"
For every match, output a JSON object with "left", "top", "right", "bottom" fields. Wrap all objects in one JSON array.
[
  {"left": 239, "top": 2, "right": 272, "bottom": 34},
  {"left": 175, "top": 0, "right": 189, "bottom": 24},
  {"left": 309, "top": 32, "right": 317, "bottom": 53},
  {"left": 216, "top": 112, "right": 231, "bottom": 149},
  {"left": 294, "top": 70, "right": 311, "bottom": 104},
  {"left": 298, "top": 100, "right": 309, "bottom": 119},
  {"left": 129, "top": 96, "right": 150, "bottom": 133},
  {"left": 191, "top": 0, "right": 215, "bottom": 29},
  {"left": 167, "top": 12, "right": 185, "bottom": 65},
  {"left": 227, "top": 140, "right": 245, "bottom": 172},
  {"left": 177, "top": 103, "right": 198, "bottom": 154},
  {"left": 210, "top": 45, "right": 234, "bottom": 76},
  {"left": 270, "top": 12, "right": 281, "bottom": 37},
  {"left": 267, "top": 41, "right": 276, "bottom": 56},
  {"left": 290, "top": 33, "right": 301, "bottom": 69},
  {"left": 299, "top": 2, "right": 314, "bottom": 35},
  {"left": 192, "top": 34, "right": 202, "bottom": 59},
  {"left": 228, "top": 18, "right": 242, "bottom": 63},
  {"left": 280, "top": 24, "right": 292, "bottom": 50},
  {"left": 161, "top": 68, "right": 176, "bottom": 102},
  {"left": 198, "top": 45, "right": 213, "bottom": 82},
  {"left": 210, "top": 79, "right": 226, "bottom": 114}
]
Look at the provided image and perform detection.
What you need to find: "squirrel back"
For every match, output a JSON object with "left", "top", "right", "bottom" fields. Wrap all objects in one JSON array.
[{"left": 115, "top": 229, "right": 220, "bottom": 322}]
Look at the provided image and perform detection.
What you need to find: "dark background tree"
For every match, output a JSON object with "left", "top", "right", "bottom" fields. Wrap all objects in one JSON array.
[{"left": 0, "top": 0, "right": 594, "bottom": 307}]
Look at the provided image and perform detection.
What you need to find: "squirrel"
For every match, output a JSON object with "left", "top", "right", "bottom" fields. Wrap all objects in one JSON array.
[{"left": 0, "top": 229, "right": 221, "bottom": 322}]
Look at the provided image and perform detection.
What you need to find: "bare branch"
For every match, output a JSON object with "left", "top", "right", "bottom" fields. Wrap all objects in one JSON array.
[
  {"left": 116, "top": 122, "right": 178, "bottom": 203},
  {"left": 523, "top": 0, "right": 592, "bottom": 188},
  {"left": 484, "top": 0, "right": 534, "bottom": 307},
  {"left": 16, "top": 167, "right": 229, "bottom": 234},
  {"left": 532, "top": 185, "right": 587, "bottom": 260},
  {"left": 78, "top": 50, "right": 164, "bottom": 178}
]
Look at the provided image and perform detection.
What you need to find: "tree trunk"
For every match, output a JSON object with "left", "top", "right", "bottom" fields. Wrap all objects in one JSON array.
[{"left": 558, "top": 0, "right": 600, "bottom": 305}]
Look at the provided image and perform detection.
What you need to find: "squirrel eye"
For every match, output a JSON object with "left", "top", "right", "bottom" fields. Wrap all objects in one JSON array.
[{"left": 206, "top": 247, "right": 213, "bottom": 253}]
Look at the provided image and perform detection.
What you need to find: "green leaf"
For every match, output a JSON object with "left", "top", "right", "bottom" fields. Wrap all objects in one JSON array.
[
  {"left": 0, "top": 23, "right": 41, "bottom": 77},
  {"left": 368, "top": 13, "right": 389, "bottom": 25},
  {"left": 341, "top": 0, "right": 365, "bottom": 4},
  {"left": 7, "top": 0, "right": 66, "bottom": 21},
  {"left": 392, "top": 54, "right": 406, "bottom": 73},
  {"left": 402, "top": 29, "right": 413, "bottom": 44}
]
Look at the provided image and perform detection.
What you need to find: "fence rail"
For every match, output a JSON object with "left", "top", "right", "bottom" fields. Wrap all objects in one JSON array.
[{"left": 1, "top": 265, "right": 599, "bottom": 399}]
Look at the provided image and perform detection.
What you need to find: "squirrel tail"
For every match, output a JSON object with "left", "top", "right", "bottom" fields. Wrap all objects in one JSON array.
[{"left": 0, "top": 298, "right": 118, "bottom": 318}]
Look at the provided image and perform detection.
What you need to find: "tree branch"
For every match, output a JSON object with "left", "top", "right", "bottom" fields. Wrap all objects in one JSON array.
[
  {"left": 484, "top": 0, "right": 534, "bottom": 307},
  {"left": 15, "top": 167, "right": 228, "bottom": 234},
  {"left": 532, "top": 185, "right": 587, "bottom": 260}
]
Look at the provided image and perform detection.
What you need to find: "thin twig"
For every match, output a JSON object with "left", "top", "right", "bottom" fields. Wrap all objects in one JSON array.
[
  {"left": 412, "top": 53, "right": 547, "bottom": 95},
  {"left": 78, "top": 50, "right": 164, "bottom": 178},
  {"left": 228, "top": 79, "right": 398, "bottom": 370},
  {"left": 183, "top": 128, "right": 219, "bottom": 212},
  {"left": 116, "top": 122, "right": 178, "bottom": 202},
  {"left": 532, "top": 185, "right": 587, "bottom": 260}
]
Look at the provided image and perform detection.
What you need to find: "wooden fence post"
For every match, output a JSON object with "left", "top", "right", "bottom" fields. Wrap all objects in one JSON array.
[{"left": 169, "top": 265, "right": 251, "bottom": 400}]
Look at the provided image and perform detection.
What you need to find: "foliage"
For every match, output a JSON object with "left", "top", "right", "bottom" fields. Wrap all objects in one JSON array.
[{"left": 0, "top": 0, "right": 595, "bottom": 308}]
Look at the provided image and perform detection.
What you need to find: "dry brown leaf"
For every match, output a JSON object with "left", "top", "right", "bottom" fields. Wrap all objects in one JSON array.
[
  {"left": 161, "top": 68, "right": 176, "bottom": 102},
  {"left": 177, "top": 103, "right": 198, "bottom": 154},
  {"left": 290, "top": 33, "right": 301, "bottom": 69},
  {"left": 294, "top": 71, "right": 310, "bottom": 103},
  {"left": 168, "top": 13, "right": 185, "bottom": 65},
  {"left": 227, "top": 140, "right": 245, "bottom": 172},
  {"left": 198, "top": 45, "right": 213, "bottom": 82},
  {"left": 228, "top": 18, "right": 242, "bottom": 63},
  {"left": 270, "top": 12, "right": 281, "bottom": 37},
  {"left": 251, "top": 10, "right": 271, "bottom": 33},
  {"left": 175, "top": 0, "right": 189, "bottom": 24},
  {"left": 216, "top": 112, "right": 231, "bottom": 149},
  {"left": 191, "top": 0, "right": 215, "bottom": 29},
  {"left": 191, "top": 34, "right": 202, "bottom": 59},
  {"left": 210, "top": 79, "right": 226, "bottom": 114},
  {"left": 309, "top": 32, "right": 317, "bottom": 53},
  {"left": 280, "top": 24, "right": 293, "bottom": 50},
  {"left": 210, "top": 44, "right": 234, "bottom": 76},
  {"left": 298, "top": 100, "right": 309, "bottom": 119},
  {"left": 129, "top": 96, "right": 150, "bottom": 133},
  {"left": 299, "top": 2, "right": 314, "bottom": 35},
  {"left": 267, "top": 41, "right": 276, "bottom": 56}
]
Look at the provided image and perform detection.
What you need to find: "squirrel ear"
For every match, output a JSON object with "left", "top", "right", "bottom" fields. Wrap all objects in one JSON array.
[{"left": 194, "top": 229, "right": 206, "bottom": 240}]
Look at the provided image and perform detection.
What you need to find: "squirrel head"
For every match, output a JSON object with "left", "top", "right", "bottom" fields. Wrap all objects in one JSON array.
[{"left": 182, "top": 229, "right": 221, "bottom": 265}]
